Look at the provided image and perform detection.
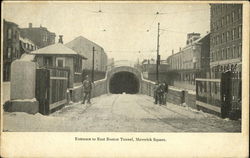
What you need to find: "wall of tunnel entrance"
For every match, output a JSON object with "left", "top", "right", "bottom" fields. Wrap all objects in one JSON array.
[{"left": 109, "top": 71, "right": 140, "bottom": 94}]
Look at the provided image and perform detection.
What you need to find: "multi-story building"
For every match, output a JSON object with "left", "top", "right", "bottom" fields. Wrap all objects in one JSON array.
[
  {"left": 138, "top": 59, "right": 170, "bottom": 83},
  {"left": 19, "top": 36, "right": 38, "bottom": 56},
  {"left": 65, "top": 36, "right": 108, "bottom": 72},
  {"left": 20, "top": 23, "right": 56, "bottom": 49},
  {"left": 3, "top": 19, "right": 21, "bottom": 81},
  {"left": 167, "top": 33, "right": 210, "bottom": 90},
  {"left": 210, "top": 4, "right": 242, "bottom": 78}
]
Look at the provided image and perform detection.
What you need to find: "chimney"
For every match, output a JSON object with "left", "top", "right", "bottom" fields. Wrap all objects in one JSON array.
[
  {"left": 179, "top": 47, "right": 182, "bottom": 52},
  {"left": 58, "top": 35, "right": 63, "bottom": 44},
  {"left": 172, "top": 49, "right": 174, "bottom": 55},
  {"left": 29, "top": 23, "right": 32, "bottom": 28}
]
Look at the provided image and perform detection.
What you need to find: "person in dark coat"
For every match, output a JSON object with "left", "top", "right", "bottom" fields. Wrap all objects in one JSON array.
[
  {"left": 162, "top": 82, "right": 168, "bottom": 105},
  {"left": 154, "top": 82, "right": 159, "bottom": 104},
  {"left": 82, "top": 75, "right": 92, "bottom": 104},
  {"left": 157, "top": 83, "right": 165, "bottom": 105}
]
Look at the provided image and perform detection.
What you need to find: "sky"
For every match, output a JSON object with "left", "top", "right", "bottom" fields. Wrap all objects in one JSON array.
[{"left": 3, "top": 2, "right": 210, "bottom": 63}]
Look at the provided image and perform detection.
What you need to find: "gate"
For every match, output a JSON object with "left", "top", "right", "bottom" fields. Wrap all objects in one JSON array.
[
  {"left": 36, "top": 67, "right": 69, "bottom": 115},
  {"left": 196, "top": 71, "right": 241, "bottom": 119}
]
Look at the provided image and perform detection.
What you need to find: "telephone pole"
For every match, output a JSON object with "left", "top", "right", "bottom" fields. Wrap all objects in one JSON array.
[
  {"left": 92, "top": 47, "right": 95, "bottom": 83},
  {"left": 156, "top": 22, "right": 160, "bottom": 82}
]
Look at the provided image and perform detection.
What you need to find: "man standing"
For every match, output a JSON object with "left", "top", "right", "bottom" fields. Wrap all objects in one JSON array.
[
  {"left": 82, "top": 75, "right": 92, "bottom": 104},
  {"left": 157, "top": 83, "right": 164, "bottom": 105},
  {"left": 162, "top": 82, "right": 168, "bottom": 105}
]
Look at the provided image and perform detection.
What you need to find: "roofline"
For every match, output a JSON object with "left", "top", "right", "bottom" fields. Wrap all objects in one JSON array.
[
  {"left": 31, "top": 53, "right": 87, "bottom": 59},
  {"left": 4, "top": 19, "right": 18, "bottom": 26},
  {"left": 167, "top": 32, "right": 210, "bottom": 59},
  {"left": 66, "top": 36, "right": 105, "bottom": 51}
]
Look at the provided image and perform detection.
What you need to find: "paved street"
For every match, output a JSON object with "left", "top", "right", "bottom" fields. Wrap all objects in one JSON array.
[{"left": 3, "top": 94, "right": 241, "bottom": 132}]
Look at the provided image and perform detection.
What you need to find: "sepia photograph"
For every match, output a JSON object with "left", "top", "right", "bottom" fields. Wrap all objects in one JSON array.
[{"left": 1, "top": 1, "right": 249, "bottom": 157}]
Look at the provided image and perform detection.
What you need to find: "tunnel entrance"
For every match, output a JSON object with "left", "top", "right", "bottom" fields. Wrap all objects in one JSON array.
[{"left": 109, "top": 71, "right": 139, "bottom": 94}]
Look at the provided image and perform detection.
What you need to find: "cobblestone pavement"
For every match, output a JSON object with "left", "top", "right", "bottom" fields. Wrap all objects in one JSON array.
[{"left": 3, "top": 94, "right": 241, "bottom": 132}]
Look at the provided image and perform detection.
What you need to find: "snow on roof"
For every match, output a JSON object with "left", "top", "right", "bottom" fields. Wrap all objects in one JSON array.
[
  {"left": 19, "top": 36, "right": 35, "bottom": 45},
  {"left": 30, "top": 43, "right": 87, "bottom": 59}
]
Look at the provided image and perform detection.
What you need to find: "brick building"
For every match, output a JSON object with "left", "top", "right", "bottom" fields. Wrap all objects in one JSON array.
[
  {"left": 166, "top": 33, "right": 210, "bottom": 90},
  {"left": 20, "top": 23, "right": 56, "bottom": 49},
  {"left": 3, "top": 19, "right": 21, "bottom": 81},
  {"left": 210, "top": 4, "right": 242, "bottom": 78}
]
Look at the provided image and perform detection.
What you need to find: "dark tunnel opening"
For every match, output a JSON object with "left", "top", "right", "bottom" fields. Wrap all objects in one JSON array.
[{"left": 109, "top": 71, "right": 139, "bottom": 94}]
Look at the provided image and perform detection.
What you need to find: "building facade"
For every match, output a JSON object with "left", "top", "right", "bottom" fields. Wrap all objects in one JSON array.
[
  {"left": 210, "top": 4, "right": 242, "bottom": 78},
  {"left": 20, "top": 23, "right": 56, "bottom": 49},
  {"left": 167, "top": 33, "right": 210, "bottom": 90},
  {"left": 19, "top": 36, "right": 38, "bottom": 56},
  {"left": 138, "top": 59, "right": 170, "bottom": 83},
  {"left": 65, "top": 36, "right": 108, "bottom": 72},
  {"left": 31, "top": 43, "right": 86, "bottom": 88},
  {"left": 3, "top": 19, "right": 21, "bottom": 81}
]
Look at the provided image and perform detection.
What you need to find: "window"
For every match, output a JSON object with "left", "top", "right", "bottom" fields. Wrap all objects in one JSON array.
[
  {"left": 56, "top": 57, "right": 65, "bottom": 68},
  {"left": 239, "top": 44, "right": 242, "bottom": 57},
  {"left": 43, "top": 34, "right": 47, "bottom": 42},
  {"left": 222, "top": 49, "right": 225, "bottom": 60},
  {"left": 229, "top": 47, "right": 233, "bottom": 59},
  {"left": 7, "top": 47, "right": 11, "bottom": 58},
  {"left": 235, "top": 46, "right": 239, "bottom": 58},
  {"left": 226, "top": 48, "right": 229, "bottom": 59},
  {"left": 232, "top": 28, "right": 235, "bottom": 40},
  {"left": 226, "top": 47, "right": 230, "bottom": 59},
  {"left": 44, "top": 57, "right": 53, "bottom": 67},
  {"left": 226, "top": 31, "right": 230, "bottom": 41},
  {"left": 226, "top": 15, "right": 229, "bottom": 24},
  {"left": 216, "top": 50, "right": 220, "bottom": 60},
  {"left": 239, "top": 7, "right": 242, "bottom": 18},
  {"left": 233, "top": 46, "right": 236, "bottom": 58},
  {"left": 232, "top": 12, "right": 235, "bottom": 22},
  {"left": 211, "top": 52, "right": 213, "bottom": 61},
  {"left": 239, "top": 25, "right": 242, "bottom": 38},
  {"left": 7, "top": 28, "right": 12, "bottom": 39}
]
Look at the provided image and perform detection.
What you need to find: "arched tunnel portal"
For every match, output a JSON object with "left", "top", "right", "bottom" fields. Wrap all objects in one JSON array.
[
  {"left": 109, "top": 71, "right": 140, "bottom": 94},
  {"left": 107, "top": 66, "right": 141, "bottom": 94}
]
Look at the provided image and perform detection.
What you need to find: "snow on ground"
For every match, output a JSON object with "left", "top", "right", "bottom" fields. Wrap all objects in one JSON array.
[
  {"left": 2, "top": 82, "right": 10, "bottom": 104},
  {"left": 3, "top": 94, "right": 241, "bottom": 132}
]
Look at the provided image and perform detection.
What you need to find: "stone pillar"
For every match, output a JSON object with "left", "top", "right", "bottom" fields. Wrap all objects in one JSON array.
[
  {"left": 6, "top": 60, "right": 39, "bottom": 114},
  {"left": 11, "top": 61, "right": 36, "bottom": 100}
]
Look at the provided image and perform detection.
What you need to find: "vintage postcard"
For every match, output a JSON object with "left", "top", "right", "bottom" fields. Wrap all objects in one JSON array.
[{"left": 1, "top": 1, "right": 249, "bottom": 157}]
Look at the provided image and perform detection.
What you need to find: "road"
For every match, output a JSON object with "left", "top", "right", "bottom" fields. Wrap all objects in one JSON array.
[{"left": 3, "top": 94, "right": 241, "bottom": 132}]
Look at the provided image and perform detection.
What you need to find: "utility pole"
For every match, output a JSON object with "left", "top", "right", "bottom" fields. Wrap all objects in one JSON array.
[
  {"left": 92, "top": 47, "right": 95, "bottom": 83},
  {"left": 156, "top": 22, "right": 160, "bottom": 82}
]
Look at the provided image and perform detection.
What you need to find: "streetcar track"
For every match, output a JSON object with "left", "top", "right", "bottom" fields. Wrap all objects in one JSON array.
[
  {"left": 136, "top": 99, "right": 185, "bottom": 131},
  {"left": 137, "top": 95, "right": 231, "bottom": 132}
]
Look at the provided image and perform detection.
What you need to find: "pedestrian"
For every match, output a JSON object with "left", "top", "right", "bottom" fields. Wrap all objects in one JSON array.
[
  {"left": 82, "top": 75, "right": 92, "bottom": 104},
  {"left": 154, "top": 82, "right": 159, "bottom": 104},
  {"left": 162, "top": 82, "right": 168, "bottom": 105},
  {"left": 157, "top": 83, "right": 164, "bottom": 105}
]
